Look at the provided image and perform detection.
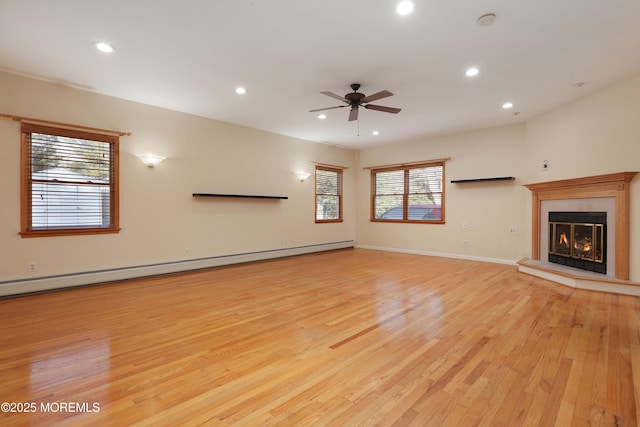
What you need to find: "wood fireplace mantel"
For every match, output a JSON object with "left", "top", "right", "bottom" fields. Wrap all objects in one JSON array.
[{"left": 524, "top": 172, "right": 638, "bottom": 280}]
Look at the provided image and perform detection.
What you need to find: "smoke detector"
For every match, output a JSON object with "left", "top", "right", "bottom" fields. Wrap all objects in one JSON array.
[{"left": 477, "top": 13, "right": 496, "bottom": 27}]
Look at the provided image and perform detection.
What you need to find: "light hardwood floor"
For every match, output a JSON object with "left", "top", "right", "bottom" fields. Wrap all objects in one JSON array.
[{"left": 1, "top": 248, "right": 638, "bottom": 426}]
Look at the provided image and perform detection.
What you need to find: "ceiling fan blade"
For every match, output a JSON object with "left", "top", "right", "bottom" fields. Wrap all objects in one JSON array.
[
  {"left": 321, "top": 91, "right": 349, "bottom": 103},
  {"left": 348, "top": 107, "right": 359, "bottom": 121},
  {"left": 309, "top": 105, "right": 348, "bottom": 112},
  {"left": 360, "top": 90, "right": 393, "bottom": 103},
  {"left": 364, "top": 104, "right": 401, "bottom": 114}
]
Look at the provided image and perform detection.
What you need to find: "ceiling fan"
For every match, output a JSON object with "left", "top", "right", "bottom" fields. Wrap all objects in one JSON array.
[{"left": 309, "top": 83, "right": 401, "bottom": 121}]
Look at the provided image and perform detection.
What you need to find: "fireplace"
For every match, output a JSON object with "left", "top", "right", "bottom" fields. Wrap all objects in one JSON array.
[
  {"left": 525, "top": 172, "right": 637, "bottom": 281},
  {"left": 548, "top": 212, "right": 606, "bottom": 274}
]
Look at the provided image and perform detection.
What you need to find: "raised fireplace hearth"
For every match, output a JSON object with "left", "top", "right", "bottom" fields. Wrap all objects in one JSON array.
[{"left": 548, "top": 211, "right": 606, "bottom": 274}]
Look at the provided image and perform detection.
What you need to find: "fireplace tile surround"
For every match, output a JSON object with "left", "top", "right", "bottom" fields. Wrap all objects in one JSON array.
[{"left": 520, "top": 172, "right": 639, "bottom": 295}]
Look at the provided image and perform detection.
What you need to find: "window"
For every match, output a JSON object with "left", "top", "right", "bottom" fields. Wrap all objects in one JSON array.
[
  {"left": 371, "top": 161, "right": 444, "bottom": 223},
  {"left": 20, "top": 123, "right": 120, "bottom": 237},
  {"left": 315, "top": 166, "right": 343, "bottom": 222}
]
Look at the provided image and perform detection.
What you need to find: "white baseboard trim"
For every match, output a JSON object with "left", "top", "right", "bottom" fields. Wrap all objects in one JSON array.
[
  {"left": 355, "top": 244, "right": 517, "bottom": 266},
  {"left": 0, "top": 240, "right": 355, "bottom": 298}
]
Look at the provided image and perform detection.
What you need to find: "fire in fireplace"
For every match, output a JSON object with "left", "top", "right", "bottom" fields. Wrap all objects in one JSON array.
[{"left": 548, "top": 212, "right": 606, "bottom": 274}]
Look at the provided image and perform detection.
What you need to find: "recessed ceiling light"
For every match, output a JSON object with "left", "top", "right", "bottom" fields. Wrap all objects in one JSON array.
[
  {"left": 372, "top": 130, "right": 380, "bottom": 136},
  {"left": 94, "top": 42, "right": 115, "bottom": 53},
  {"left": 465, "top": 67, "right": 479, "bottom": 77},
  {"left": 396, "top": 1, "right": 414, "bottom": 15},
  {"left": 317, "top": 114, "right": 327, "bottom": 119},
  {"left": 573, "top": 82, "right": 586, "bottom": 88},
  {"left": 502, "top": 102, "right": 514, "bottom": 109},
  {"left": 235, "top": 87, "right": 247, "bottom": 95}
]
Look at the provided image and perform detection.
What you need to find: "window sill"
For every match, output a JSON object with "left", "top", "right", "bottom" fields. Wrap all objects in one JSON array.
[
  {"left": 20, "top": 227, "right": 121, "bottom": 238},
  {"left": 370, "top": 219, "right": 445, "bottom": 224}
]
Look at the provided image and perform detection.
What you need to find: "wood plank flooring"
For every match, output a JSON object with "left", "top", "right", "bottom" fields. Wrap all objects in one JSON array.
[{"left": 0, "top": 248, "right": 638, "bottom": 426}]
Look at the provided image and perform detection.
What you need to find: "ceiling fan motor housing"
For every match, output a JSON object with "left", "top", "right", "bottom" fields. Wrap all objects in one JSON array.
[
  {"left": 345, "top": 83, "right": 365, "bottom": 106},
  {"left": 345, "top": 92, "right": 365, "bottom": 105}
]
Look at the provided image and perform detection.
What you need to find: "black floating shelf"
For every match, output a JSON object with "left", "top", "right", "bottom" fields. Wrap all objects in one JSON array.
[
  {"left": 451, "top": 176, "right": 515, "bottom": 184},
  {"left": 193, "top": 193, "right": 288, "bottom": 200}
]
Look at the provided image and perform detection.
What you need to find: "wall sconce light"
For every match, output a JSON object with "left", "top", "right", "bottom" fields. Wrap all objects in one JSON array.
[
  {"left": 138, "top": 155, "right": 166, "bottom": 168},
  {"left": 295, "top": 171, "right": 312, "bottom": 182}
]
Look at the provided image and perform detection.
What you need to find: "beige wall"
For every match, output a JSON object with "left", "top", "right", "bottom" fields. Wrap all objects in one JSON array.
[
  {"left": 0, "top": 72, "right": 356, "bottom": 283},
  {"left": 2, "top": 70, "right": 639, "bottom": 287},
  {"left": 356, "top": 72, "right": 640, "bottom": 280},
  {"left": 356, "top": 124, "right": 529, "bottom": 262},
  {"left": 525, "top": 72, "right": 640, "bottom": 279}
]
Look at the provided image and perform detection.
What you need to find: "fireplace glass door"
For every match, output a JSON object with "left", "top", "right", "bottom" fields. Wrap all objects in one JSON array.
[
  {"left": 548, "top": 212, "right": 606, "bottom": 274},
  {"left": 549, "top": 223, "right": 603, "bottom": 262}
]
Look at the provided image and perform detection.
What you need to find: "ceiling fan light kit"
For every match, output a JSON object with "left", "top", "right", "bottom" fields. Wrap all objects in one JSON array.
[{"left": 309, "top": 83, "right": 401, "bottom": 122}]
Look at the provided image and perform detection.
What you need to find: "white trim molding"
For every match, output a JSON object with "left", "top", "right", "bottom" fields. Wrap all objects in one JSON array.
[{"left": 355, "top": 244, "right": 517, "bottom": 266}]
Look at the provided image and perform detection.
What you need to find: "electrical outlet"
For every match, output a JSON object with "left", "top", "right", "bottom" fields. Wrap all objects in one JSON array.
[
  {"left": 184, "top": 248, "right": 191, "bottom": 256},
  {"left": 508, "top": 226, "right": 518, "bottom": 234},
  {"left": 28, "top": 262, "right": 37, "bottom": 272},
  {"left": 462, "top": 240, "right": 470, "bottom": 247},
  {"left": 462, "top": 222, "right": 468, "bottom": 229}
]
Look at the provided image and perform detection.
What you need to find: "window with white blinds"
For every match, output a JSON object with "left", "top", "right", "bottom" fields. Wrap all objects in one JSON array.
[
  {"left": 371, "top": 161, "right": 444, "bottom": 223},
  {"left": 315, "top": 166, "right": 343, "bottom": 222},
  {"left": 21, "top": 123, "right": 120, "bottom": 237}
]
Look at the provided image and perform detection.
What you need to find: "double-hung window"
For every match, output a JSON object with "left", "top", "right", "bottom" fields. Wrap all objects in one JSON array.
[
  {"left": 20, "top": 123, "right": 120, "bottom": 237},
  {"left": 371, "top": 161, "right": 444, "bottom": 223},
  {"left": 315, "top": 166, "right": 343, "bottom": 223}
]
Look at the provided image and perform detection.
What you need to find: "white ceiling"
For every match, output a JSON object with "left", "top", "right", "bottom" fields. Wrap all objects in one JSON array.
[{"left": 1, "top": 0, "right": 640, "bottom": 149}]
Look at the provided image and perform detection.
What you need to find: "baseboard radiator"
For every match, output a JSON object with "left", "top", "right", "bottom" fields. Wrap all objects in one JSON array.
[{"left": 0, "top": 240, "right": 355, "bottom": 298}]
